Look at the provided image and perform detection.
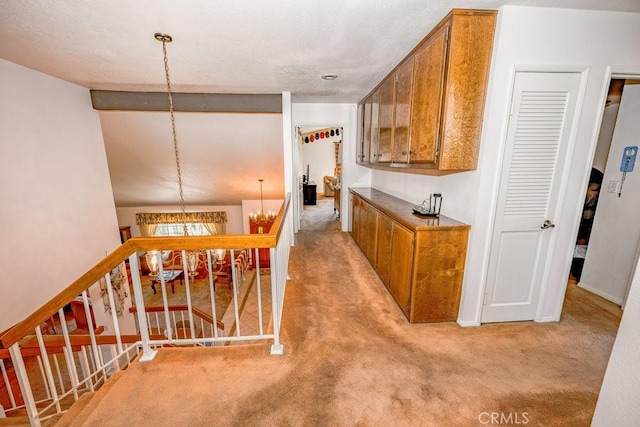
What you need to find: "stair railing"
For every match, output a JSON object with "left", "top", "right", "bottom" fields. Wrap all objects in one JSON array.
[{"left": 0, "top": 194, "right": 292, "bottom": 426}]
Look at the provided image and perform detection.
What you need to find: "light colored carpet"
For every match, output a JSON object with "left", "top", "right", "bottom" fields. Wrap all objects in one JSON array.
[{"left": 50, "top": 197, "right": 621, "bottom": 426}]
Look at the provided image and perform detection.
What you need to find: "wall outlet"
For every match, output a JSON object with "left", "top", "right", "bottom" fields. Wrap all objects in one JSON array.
[{"left": 607, "top": 180, "right": 621, "bottom": 193}]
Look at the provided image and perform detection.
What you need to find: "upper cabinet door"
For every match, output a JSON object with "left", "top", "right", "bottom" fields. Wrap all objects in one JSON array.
[
  {"left": 391, "top": 58, "right": 415, "bottom": 164},
  {"left": 360, "top": 96, "right": 372, "bottom": 164},
  {"left": 370, "top": 88, "right": 380, "bottom": 164},
  {"left": 408, "top": 25, "right": 449, "bottom": 165},
  {"left": 355, "top": 10, "right": 496, "bottom": 174},
  {"left": 376, "top": 77, "right": 394, "bottom": 163}
]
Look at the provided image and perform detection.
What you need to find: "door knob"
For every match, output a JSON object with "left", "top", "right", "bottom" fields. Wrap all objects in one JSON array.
[{"left": 540, "top": 220, "right": 556, "bottom": 229}]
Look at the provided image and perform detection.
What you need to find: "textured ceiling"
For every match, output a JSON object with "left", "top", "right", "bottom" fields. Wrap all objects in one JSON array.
[
  {"left": 2, "top": 1, "right": 639, "bottom": 207},
  {"left": 2, "top": 0, "right": 639, "bottom": 103}
]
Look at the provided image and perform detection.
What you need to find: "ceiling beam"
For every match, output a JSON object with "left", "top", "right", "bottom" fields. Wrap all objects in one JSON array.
[{"left": 90, "top": 91, "right": 282, "bottom": 113}]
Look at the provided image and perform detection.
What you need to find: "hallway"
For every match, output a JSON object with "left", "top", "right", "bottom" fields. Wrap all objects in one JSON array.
[{"left": 55, "top": 196, "right": 621, "bottom": 426}]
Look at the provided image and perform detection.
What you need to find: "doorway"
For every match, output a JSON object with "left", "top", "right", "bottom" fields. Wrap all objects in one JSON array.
[
  {"left": 570, "top": 78, "right": 640, "bottom": 309},
  {"left": 296, "top": 126, "right": 343, "bottom": 231}
]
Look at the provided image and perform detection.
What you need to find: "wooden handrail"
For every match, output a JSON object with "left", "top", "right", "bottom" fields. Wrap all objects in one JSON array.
[
  {"left": 0, "top": 243, "right": 133, "bottom": 350},
  {"left": 0, "top": 194, "right": 290, "bottom": 349},
  {"left": 129, "top": 305, "right": 224, "bottom": 330}
]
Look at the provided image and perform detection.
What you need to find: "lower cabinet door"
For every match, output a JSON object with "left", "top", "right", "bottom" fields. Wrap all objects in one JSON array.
[
  {"left": 389, "top": 223, "right": 414, "bottom": 316},
  {"left": 363, "top": 202, "right": 379, "bottom": 264},
  {"left": 376, "top": 214, "right": 393, "bottom": 287}
]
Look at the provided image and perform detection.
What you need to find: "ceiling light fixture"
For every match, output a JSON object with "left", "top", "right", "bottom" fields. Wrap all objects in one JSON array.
[
  {"left": 321, "top": 74, "right": 339, "bottom": 80},
  {"left": 249, "top": 179, "right": 276, "bottom": 227},
  {"left": 151, "top": 32, "right": 206, "bottom": 278},
  {"left": 155, "top": 32, "right": 187, "bottom": 234}
]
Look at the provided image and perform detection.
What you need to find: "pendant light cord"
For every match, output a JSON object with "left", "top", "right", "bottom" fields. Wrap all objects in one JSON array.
[{"left": 158, "top": 34, "right": 189, "bottom": 236}]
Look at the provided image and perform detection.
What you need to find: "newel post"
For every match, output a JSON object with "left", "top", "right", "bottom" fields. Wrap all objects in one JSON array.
[{"left": 269, "top": 247, "right": 284, "bottom": 355}]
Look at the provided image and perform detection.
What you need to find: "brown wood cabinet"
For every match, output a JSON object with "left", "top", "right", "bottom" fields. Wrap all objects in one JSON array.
[
  {"left": 350, "top": 187, "right": 470, "bottom": 323},
  {"left": 357, "top": 9, "right": 496, "bottom": 175}
]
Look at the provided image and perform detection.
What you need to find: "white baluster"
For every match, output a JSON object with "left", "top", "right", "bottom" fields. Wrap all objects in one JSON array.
[
  {"left": 206, "top": 250, "right": 219, "bottom": 340},
  {"left": 181, "top": 250, "right": 197, "bottom": 342},
  {"left": 0, "top": 359, "right": 17, "bottom": 409},
  {"left": 9, "top": 343, "right": 40, "bottom": 426},
  {"left": 36, "top": 356, "right": 50, "bottom": 399},
  {"left": 81, "top": 290, "right": 104, "bottom": 380},
  {"left": 58, "top": 308, "right": 79, "bottom": 400},
  {"left": 255, "top": 248, "right": 264, "bottom": 336},
  {"left": 52, "top": 354, "right": 65, "bottom": 395},
  {"left": 35, "top": 326, "right": 61, "bottom": 412},
  {"left": 79, "top": 346, "right": 94, "bottom": 392},
  {"left": 158, "top": 259, "right": 173, "bottom": 343},
  {"left": 104, "top": 271, "right": 124, "bottom": 354},
  {"left": 230, "top": 249, "right": 241, "bottom": 337}
]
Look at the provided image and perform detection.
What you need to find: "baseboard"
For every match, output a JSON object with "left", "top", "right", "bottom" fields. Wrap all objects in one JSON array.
[
  {"left": 535, "top": 316, "right": 557, "bottom": 323},
  {"left": 578, "top": 282, "right": 624, "bottom": 305},
  {"left": 457, "top": 318, "right": 481, "bottom": 327}
]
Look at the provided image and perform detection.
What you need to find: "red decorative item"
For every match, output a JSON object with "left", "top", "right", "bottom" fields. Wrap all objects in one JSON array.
[
  {"left": 320, "top": 132, "right": 324, "bottom": 139},
  {"left": 310, "top": 134, "right": 314, "bottom": 142}
]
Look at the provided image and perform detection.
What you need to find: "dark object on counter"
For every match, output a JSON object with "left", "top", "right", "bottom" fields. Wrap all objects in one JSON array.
[{"left": 413, "top": 193, "right": 442, "bottom": 217}]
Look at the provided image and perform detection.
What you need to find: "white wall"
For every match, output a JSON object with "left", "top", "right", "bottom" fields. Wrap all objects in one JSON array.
[
  {"left": 592, "top": 259, "right": 640, "bottom": 425},
  {"left": 0, "top": 59, "right": 121, "bottom": 331},
  {"left": 485, "top": 8, "right": 640, "bottom": 325},
  {"left": 292, "top": 103, "right": 367, "bottom": 232},
  {"left": 580, "top": 83, "right": 640, "bottom": 304},
  {"left": 116, "top": 205, "right": 244, "bottom": 236},
  {"left": 379, "top": 6, "right": 640, "bottom": 326}
]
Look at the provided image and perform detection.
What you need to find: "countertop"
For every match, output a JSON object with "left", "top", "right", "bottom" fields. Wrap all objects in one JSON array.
[{"left": 349, "top": 187, "right": 470, "bottom": 232}]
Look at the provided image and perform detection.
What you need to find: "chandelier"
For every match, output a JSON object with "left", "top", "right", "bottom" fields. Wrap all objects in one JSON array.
[
  {"left": 249, "top": 179, "right": 277, "bottom": 224},
  {"left": 144, "top": 33, "right": 224, "bottom": 279}
]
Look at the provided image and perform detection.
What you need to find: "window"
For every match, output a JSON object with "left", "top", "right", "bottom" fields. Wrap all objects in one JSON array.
[{"left": 154, "top": 223, "right": 212, "bottom": 237}]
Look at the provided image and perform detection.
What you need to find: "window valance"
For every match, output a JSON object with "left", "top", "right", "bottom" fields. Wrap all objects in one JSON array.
[{"left": 135, "top": 211, "right": 227, "bottom": 226}]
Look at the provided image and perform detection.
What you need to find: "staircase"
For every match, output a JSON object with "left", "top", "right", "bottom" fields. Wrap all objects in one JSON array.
[
  {"left": 47, "top": 371, "right": 125, "bottom": 427},
  {"left": 0, "top": 195, "right": 293, "bottom": 426}
]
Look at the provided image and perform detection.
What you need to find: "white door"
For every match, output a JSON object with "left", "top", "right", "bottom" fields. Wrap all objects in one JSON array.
[{"left": 481, "top": 71, "right": 583, "bottom": 323}]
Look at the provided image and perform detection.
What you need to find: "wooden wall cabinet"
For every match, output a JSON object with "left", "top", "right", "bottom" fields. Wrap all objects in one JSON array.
[
  {"left": 357, "top": 9, "right": 496, "bottom": 175},
  {"left": 350, "top": 187, "right": 470, "bottom": 323}
]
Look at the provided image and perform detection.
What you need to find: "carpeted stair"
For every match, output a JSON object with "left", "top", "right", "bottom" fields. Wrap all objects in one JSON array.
[
  {"left": 49, "top": 371, "right": 125, "bottom": 427},
  {"left": 0, "top": 416, "right": 31, "bottom": 427}
]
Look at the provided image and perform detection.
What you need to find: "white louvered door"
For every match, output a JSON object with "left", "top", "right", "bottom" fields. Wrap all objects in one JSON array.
[{"left": 481, "top": 72, "right": 582, "bottom": 323}]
